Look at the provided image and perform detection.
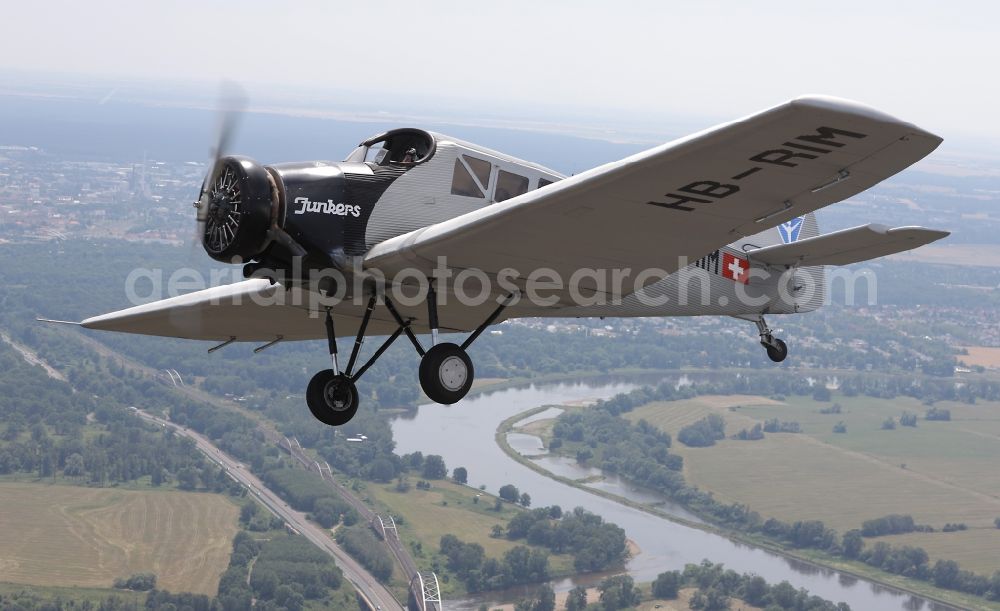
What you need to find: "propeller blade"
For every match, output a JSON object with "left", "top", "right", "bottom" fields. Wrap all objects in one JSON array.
[{"left": 193, "top": 82, "right": 248, "bottom": 249}]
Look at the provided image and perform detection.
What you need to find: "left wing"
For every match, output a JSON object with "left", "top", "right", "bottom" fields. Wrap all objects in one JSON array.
[
  {"left": 365, "top": 96, "right": 942, "bottom": 301},
  {"left": 78, "top": 280, "right": 403, "bottom": 342}
]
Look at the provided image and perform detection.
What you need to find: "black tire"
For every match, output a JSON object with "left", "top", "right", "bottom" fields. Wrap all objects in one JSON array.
[
  {"left": 418, "top": 343, "right": 474, "bottom": 405},
  {"left": 765, "top": 338, "right": 788, "bottom": 363},
  {"left": 306, "top": 370, "right": 359, "bottom": 426}
]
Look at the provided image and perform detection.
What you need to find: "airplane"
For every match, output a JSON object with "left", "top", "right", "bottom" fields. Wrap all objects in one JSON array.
[{"left": 70, "top": 95, "right": 948, "bottom": 426}]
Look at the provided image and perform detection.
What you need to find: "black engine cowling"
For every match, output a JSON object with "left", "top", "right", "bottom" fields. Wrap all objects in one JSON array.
[
  {"left": 201, "top": 156, "right": 274, "bottom": 263},
  {"left": 200, "top": 155, "right": 407, "bottom": 274}
]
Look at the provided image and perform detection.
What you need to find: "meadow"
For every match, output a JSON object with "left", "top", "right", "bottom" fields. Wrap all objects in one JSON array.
[
  {"left": 0, "top": 483, "right": 239, "bottom": 595},
  {"left": 364, "top": 477, "right": 576, "bottom": 591},
  {"left": 623, "top": 393, "right": 1000, "bottom": 575}
]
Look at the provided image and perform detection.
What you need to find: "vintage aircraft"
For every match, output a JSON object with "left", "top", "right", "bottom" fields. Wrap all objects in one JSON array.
[{"left": 72, "top": 96, "right": 948, "bottom": 426}]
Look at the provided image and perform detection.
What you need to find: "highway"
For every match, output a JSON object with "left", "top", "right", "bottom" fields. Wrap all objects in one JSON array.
[
  {"left": 273, "top": 434, "right": 421, "bottom": 582},
  {"left": 135, "top": 410, "right": 404, "bottom": 611}
]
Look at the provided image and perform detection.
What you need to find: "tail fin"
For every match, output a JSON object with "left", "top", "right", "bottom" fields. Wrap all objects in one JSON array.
[{"left": 737, "top": 212, "right": 826, "bottom": 312}]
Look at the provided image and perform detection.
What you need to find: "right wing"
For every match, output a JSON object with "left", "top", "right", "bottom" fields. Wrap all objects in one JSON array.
[
  {"left": 746, "top": 224, "right": 950, "bottom": 267},
  {"left": 365, "top": 96, "right": 942, "bottom": 302}
]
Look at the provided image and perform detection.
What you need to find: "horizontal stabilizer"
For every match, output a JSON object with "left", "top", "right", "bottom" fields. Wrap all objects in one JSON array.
[{"left": 747, "top": 224, "right": 949, "bottom": 267}]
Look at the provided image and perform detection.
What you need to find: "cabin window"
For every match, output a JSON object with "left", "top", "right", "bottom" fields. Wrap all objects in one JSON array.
[
  {"left": 538, "top": 177, "right": 555, "bottom": 189},
  {"left": 451, "top": 159, "right": 485, "bottom": 198},
  {"left": 463, "top": 155, "right": 492, "bottom": 188},
  {"left": 496, "top": 170, "right": 529, "bottom": 202}
]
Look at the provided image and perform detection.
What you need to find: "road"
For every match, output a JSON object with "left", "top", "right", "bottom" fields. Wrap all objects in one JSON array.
[
  {"left": 273, "top": 434, "right": 421, "bottom": 582},
  {"left": 136, "top": 410, "right": 404, "bottom": 611}
]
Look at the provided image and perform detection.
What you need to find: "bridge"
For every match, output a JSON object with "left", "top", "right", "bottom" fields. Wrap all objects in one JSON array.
[
  {"left": 271, "top": 432, "right": 441, "bottom": 609},
  {"left": 409, "top": 573, "right": 442, "bottom": 611},
  {"left": 372, "top": 514, "right": 398, "bottom": 540}
]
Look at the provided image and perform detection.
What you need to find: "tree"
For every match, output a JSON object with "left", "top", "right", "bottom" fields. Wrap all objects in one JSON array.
[
  {"left": 926, "top": 407, "right": 951, "bottom": 421},
  {"left": 742, "top": 575, "right": 768, "bottom": 606},
  {"left": 842, "top": 529, "right": 864, "bottom": 559},
  {"left": 690, "top": 587, "right": 728, "bottom": 611},
  {"left": 176, "top": 467, "right": 198, "bottom": 490},
  {"left": 252, "top": 569, "right": 279, "bottom": 599},
  {"left": 933, "top": 559, "right": 960, "bottom": 588},
  {"left": 422, "top": 454, "right": 447, "bottom": 479},
  {"left": 651, "top": 571, "right": 681, "bottom": 599},
  {"left": 63, "top": 452, "right": 85, "bottom": 477},
  {"left": 565, "top": 586, "right": 588, "bottom": 611},
  {"left": 678, "top": 415, "right": 726, "bottom": 447},
  {"left": 833, "top": 421, "right": 847, "bottom": 434},
  {"left": 813, "top": 386, "right": 832, "bottom": 401},
  {"left": 882, "top": 417, "right": 896, "bottom": 430},
  {"left": 452, "top": 466, "right": 468, "bottom": 484},
  {"left": 499, "top": 484, "right": 520, "bottom": 502},
  {"left": 534, "top": 585, "right": 556, "bottom": 611},
  {"left": 367, "top": 457, "right": 396, "bottom": 482},
  {"left": 520, "top": 492, "right": 532, "bottom": 508},
  {"left": 598, "top": 575, "right": 640, "bottom": 610},
  {"left": 240, "top": 502, "right": 258, "bottom": 524},
  {"left": 275, "top": 584, "right": 304, "bottom": 611}
]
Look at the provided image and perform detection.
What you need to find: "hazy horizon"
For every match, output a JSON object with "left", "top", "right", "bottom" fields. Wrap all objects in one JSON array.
[{"left": 3, "top": 1, "right": 999, "bottom": 149}]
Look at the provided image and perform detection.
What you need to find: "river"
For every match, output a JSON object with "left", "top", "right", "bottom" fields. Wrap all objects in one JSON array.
[{"left": 391, "top": 377, "right": 955, "bottom": 611}]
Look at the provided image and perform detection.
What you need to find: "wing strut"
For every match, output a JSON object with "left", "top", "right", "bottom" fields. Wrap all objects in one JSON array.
[
  {"left": 208, "top": 336, "right": 236, "bottom": 353},
  {"left": 461, "top": 293, "right": 516, "bottom": 351}
]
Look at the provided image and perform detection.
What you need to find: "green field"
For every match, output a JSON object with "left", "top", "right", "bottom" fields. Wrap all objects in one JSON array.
[
  {"left": 0, "top": 482, "right": 239, "bottom": 595},
  {"left": 624, "top": 394, "right": 1000, "bottom": 575},
  {"left": 363, "top": 478, "right": 575, "bottom": 592}
]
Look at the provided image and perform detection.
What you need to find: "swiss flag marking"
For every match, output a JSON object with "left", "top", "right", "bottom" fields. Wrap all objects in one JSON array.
[{"left": 721, "top": 252, "right": 750, "bottom": 284}]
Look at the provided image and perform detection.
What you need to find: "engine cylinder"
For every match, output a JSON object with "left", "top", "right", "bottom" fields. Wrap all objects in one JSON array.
[{"left": 201, "top": 156, "right": 273, "bottom": 262}]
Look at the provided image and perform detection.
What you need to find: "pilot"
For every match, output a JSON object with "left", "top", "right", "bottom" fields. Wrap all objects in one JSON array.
[{"left": 402, "top": 147, "right": 417, "bottom": 163}]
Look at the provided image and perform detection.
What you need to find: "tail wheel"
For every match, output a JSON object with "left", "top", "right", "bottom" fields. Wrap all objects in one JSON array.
[
  {"left": 306, "top": 370, "right": 359, "bottom": 426},
  {"left": 764, "top": 338, "right": 788, "bottom": 363},
  {"left": 419, "top": 343, "right": 474, "bottom": 404}
]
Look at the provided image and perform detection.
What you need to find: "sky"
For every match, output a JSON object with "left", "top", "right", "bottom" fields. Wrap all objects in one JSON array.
[{"left": 2, "top": 1, "right": 999, "bottom": 145}]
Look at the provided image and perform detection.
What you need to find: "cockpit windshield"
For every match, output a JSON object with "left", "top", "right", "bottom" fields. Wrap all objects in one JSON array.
[{"left": 344, "top": 128, "right": 436, "bottom": 166}]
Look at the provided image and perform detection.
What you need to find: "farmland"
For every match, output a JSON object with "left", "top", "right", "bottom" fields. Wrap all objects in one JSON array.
[
  {"left": 0, "top": 483, "right": 239, "bottom": 595},
  {"left": 960, "top": 346, "right": 1000, "bottom": 369},
  {"left": 623, "top": 394, "right": 1000, "bottom": 575}
]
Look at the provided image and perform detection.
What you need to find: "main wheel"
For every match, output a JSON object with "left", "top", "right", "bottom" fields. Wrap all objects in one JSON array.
[
  {"left": 418, "top": 343, "right": 474, "bottom": 404},
  {"left": 306, "top": 370, "right": 359, "bottom": 426},
  {"left": 764, "top": 338, "right": 788, "bottom": 363}
]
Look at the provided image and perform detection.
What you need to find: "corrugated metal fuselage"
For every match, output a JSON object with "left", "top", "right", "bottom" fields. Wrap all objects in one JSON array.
[{"left": 349, "top": 135, "right": 824, "bottom": 322}]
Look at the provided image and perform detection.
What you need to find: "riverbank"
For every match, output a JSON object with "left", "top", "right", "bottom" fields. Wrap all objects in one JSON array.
[{"left": 496, "top": 404, "right": 989, "bottom": 611}]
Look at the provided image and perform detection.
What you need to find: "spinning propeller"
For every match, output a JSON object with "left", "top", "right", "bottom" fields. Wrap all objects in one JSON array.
[{"left": 193, "top": 83, "right": 248, "bottom": 257}]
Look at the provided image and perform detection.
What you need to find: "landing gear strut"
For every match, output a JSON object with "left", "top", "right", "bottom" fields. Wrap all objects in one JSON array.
[
  {"left": 753, "top": 315, "right": 788, "bottom": 363},
  {"left": 306, "top": 309, "right": 360, "bottom": 426},
  {"left": 304, "top": 289, "right": 514, "bottom": 426}
]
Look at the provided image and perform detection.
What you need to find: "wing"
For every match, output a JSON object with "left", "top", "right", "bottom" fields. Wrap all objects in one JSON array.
[
  {"left": 78, "top": 280, "right": 403, "bottom": 342},
  {"left": 365, "top": 96, "right": 942, "bottom": 301},
  {"left": 747, "top": 224, "right": 950, "bottom": 267}
]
